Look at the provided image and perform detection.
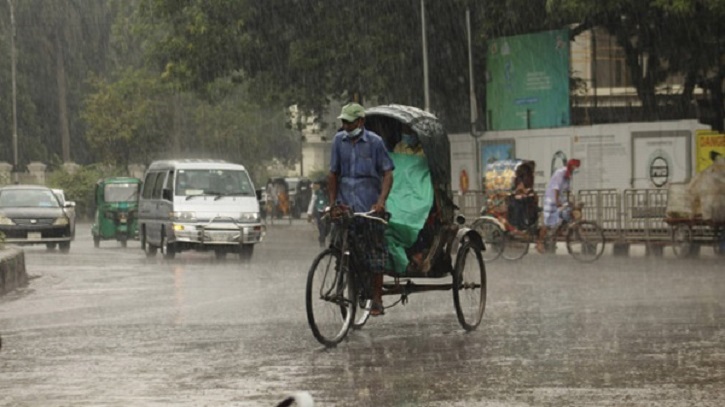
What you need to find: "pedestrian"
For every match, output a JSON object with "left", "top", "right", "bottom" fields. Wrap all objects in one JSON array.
[
  {"left": 307, "top": 179, "right": 330, "bottom": 247},
  {"left": 536, "top": 158, "right": 581, "bottom": 253},
  {"left": 328, "top": 102, "right": 394, "bottom": 316}
]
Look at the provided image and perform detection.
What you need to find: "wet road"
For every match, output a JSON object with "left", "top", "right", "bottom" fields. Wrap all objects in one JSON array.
[{"left": 1, "top": 221, "right": 724, "bottom": 406}]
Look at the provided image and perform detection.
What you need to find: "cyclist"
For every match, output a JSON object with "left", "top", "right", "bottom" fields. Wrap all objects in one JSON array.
[
  {"left": 536, "top": 158, "right": 581, "bottom": 253},
  {"left": 328, "top": 102, "right": 394, "bottom": 316}
]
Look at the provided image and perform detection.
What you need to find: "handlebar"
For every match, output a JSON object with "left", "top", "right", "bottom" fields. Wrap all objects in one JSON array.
[
  {"left": 323, "top": 206, "right": 389, "bottom": 225},
  {"left": 353, "top": 210, "right": 389, "bottom": 225}
]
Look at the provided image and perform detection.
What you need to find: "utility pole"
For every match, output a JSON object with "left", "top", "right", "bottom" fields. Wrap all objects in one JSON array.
[
  {"left": 7, "top": 0, "right": 19, "bottom": 182},
  {"left": 421, "top": 0, "right": 430, "bottom": 112},
  {"left": 466, "top": 8, "right": 478, "bottom": 137}
]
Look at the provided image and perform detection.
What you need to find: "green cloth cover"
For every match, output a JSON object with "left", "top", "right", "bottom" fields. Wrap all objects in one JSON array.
[{"left": 385, "top": 152, "right": 434, "bottom": 274}]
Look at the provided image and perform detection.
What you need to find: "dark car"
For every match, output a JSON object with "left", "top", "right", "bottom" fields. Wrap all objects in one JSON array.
[{"left": 0, "top": 184, "right": 74, "bottom": 252}]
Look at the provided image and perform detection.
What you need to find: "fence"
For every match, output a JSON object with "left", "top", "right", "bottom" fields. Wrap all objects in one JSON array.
[{"left": 460, "top": 187, "right": 675, "bottom": 244}]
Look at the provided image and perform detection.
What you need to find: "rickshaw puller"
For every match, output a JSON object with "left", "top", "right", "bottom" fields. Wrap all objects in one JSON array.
[
  {"left": 328, "top": 103, "right": 394, "bottom": 316},
  {"left": 537, "top": 159, "right": 581, "bottom": 253}
]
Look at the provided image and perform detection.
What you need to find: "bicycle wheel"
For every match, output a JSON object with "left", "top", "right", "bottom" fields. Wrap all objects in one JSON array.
[
  {"left": 453, "top": 241, "right": 487, "bottom": 331},
  {"left": 471, "top": 218, "right": 504, "bottom": 262},
  {"left": 305, "top": 249, "right": 356, "bottom": 347},
  {"left": 566, "top": 221, "right": 605, "bottom": 262},
  {"left": 502, "top": 232, "right": 530, "bottom": 260}
]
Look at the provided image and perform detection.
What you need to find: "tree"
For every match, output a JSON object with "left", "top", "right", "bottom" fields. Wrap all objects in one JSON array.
[
  {"left": 82, "top": 69, "right": 172, "bottom": 167},
  {"left": 547, "top": 0, "right": 725, "bottom": 126}
]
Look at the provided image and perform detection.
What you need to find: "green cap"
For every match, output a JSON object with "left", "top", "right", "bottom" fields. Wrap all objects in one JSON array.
[{"left": 337, "top": 103, "right": 365, "bottom": 122}]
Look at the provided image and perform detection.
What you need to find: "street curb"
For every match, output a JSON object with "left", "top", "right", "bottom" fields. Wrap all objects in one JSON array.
[{"left": 0, "top": 248, "right": 27, "bottom": 295}]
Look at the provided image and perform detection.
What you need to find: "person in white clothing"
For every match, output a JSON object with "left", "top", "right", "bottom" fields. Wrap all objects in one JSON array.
[{"left": 536, "top": 158, "right": 581, "bottom": 253}]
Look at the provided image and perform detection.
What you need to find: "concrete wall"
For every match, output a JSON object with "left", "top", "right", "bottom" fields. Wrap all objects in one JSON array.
[{"left": 0, "top": 249, "right": 27, "bottom": 295}]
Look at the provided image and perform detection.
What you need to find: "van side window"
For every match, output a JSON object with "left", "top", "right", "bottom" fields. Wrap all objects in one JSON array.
[
  {"left": 142, "top": 173, "right": 158, "bottom": 199},
  {"left": 152, "top": 172, "right": 166, "bottom": 199}
]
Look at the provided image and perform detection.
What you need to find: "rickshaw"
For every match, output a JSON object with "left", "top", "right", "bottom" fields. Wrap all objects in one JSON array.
[
  {"left": 305, "top": 104, "right": 487, "bottom": 347},
  {"left": 91, "top": 177, "right": 142, "bottom": 248},
  {"left": 472, "top": 159, "right": 605, "bottom": 262}
]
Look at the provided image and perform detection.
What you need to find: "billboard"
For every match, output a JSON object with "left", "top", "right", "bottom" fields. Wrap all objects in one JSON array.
[
  {"left": 695, "top": 130, "right": 725, "bottom": 172},
  {"left": 486, "top": 29, "right": 570, "bottom": 131}
]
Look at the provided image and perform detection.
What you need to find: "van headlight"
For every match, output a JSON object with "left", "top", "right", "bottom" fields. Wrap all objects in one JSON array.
[
  {"left": 0, "top": 215, "right": 15, "bottom": 225},
  {"left": 172, "top": 211, "right": 197, "bottom": 221},
  {"left": 239, "top": 212, "right": 259, "bottom": 222},
  {"left": 53, "top": 217, "right": 69, "bottom": 226}
]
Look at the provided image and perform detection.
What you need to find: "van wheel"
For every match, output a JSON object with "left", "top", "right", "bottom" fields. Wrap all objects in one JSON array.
[
  {"left": 59, "top": 241, "right": 71, "bottom": 253},
  {"left": 46, "top": 243, "right": 57, "bottom": 251},
  {"left": 215, "top": 250, "right": 227, "bottom": 260},
  {"left": 162, "top": 234, "right": 176, "bottom": 260},
  {"left": 239, "top": 244, "right": 254, "bottom": 261},
  {"left": 143, "top": 230, "right": 157, "bottom": 257}
]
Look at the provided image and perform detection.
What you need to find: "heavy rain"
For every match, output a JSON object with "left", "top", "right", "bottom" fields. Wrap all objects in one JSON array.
[{"left": 1, "top": 1, "right": 724, "bottom": 406}]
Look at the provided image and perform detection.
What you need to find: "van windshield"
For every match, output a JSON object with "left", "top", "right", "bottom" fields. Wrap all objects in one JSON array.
[{"left": 175, "top": 169, "right": 254, "bottom": 197}]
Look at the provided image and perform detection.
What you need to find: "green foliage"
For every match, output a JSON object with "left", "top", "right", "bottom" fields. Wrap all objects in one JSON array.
[
  {"left": 46, "top": 164, "right": 125, "bottom": 220},
  {"left": 82, "top": 69, "right": 173, "bottom": 167}
]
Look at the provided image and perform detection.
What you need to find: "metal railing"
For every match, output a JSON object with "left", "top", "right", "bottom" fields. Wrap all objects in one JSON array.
[{"left": 460, "top": 187, "right": 675, "bottom": 243}]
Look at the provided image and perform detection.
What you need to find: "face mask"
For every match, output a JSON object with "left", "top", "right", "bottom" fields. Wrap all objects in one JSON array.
[
  {"left": 346, "top": 127, "right": 362, "bottom": 138},
  {"left": 402, "top": 133, "right": 419, "bottom": 147}
]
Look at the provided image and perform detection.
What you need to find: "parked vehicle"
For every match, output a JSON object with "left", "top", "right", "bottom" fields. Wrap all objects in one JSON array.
[
  {"left": 137, "top": 159, "right": 265, "bottom": 261},
  {"left": 91, "top": 177, "right": 142, "bottom": 248},
  {"left": 52, "top": 188, "right": 76, "bottom": 238},
  {"left": 0, "top": 184, "right": 73, "bottom": 252}
]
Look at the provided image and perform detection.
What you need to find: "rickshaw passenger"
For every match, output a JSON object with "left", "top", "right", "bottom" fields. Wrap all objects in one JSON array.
[
  {"left": 508, "top": 164, "right": 537, "bottom": 230},
  {"left": 328, "top": 103, "right": 394, "bottom": 316},
  {"left": 391, "top": 127, "right": 435, "bottom": 269}
]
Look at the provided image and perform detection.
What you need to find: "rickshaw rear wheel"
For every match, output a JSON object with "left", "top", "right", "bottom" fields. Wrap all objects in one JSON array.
[
  {"left": 120, "top": 238, "right": 127, "bottom": 248},
  {"left": 566, "top": 221, "right": 605, "bottom": 262},
  {"left": 306, "top": 249, "right": 355, "bottom": 347},
  {"left": 471, "top": 218, "right": 504, "bottom": 262},
  {"left": 453, "top": 241, "right": 486, "bottom": 331},
  {"left": 93, "top": 236, "right": 100, "bottom": 248},
  {"left": 501, "top": 232, "right": 530, "bottom": 261}
]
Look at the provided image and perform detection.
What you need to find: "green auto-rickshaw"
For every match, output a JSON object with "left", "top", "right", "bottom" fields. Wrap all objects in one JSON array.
[{"left": 91, "top": 177, "right": 142, "bottom": 248}]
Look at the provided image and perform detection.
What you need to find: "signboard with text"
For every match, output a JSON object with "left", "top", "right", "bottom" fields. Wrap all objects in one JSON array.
[{"left": 486, "top": 29, "right": 570, "bottom": 131}]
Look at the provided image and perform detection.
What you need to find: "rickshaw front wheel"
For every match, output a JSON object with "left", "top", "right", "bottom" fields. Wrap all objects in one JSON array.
[
  {"left": 453, "top": 241, "right": 486, "bottom": 331},
  {"left": 566, "top": 221, "right": 605, "bottom": 262},
  {"left": 305, "top": 249, "right": 355, "bottom": 347}
]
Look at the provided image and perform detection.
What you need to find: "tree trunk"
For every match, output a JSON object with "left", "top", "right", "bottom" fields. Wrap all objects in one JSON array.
[{"left": 55, "top": 35, "right": 71, "bottom": 163}]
